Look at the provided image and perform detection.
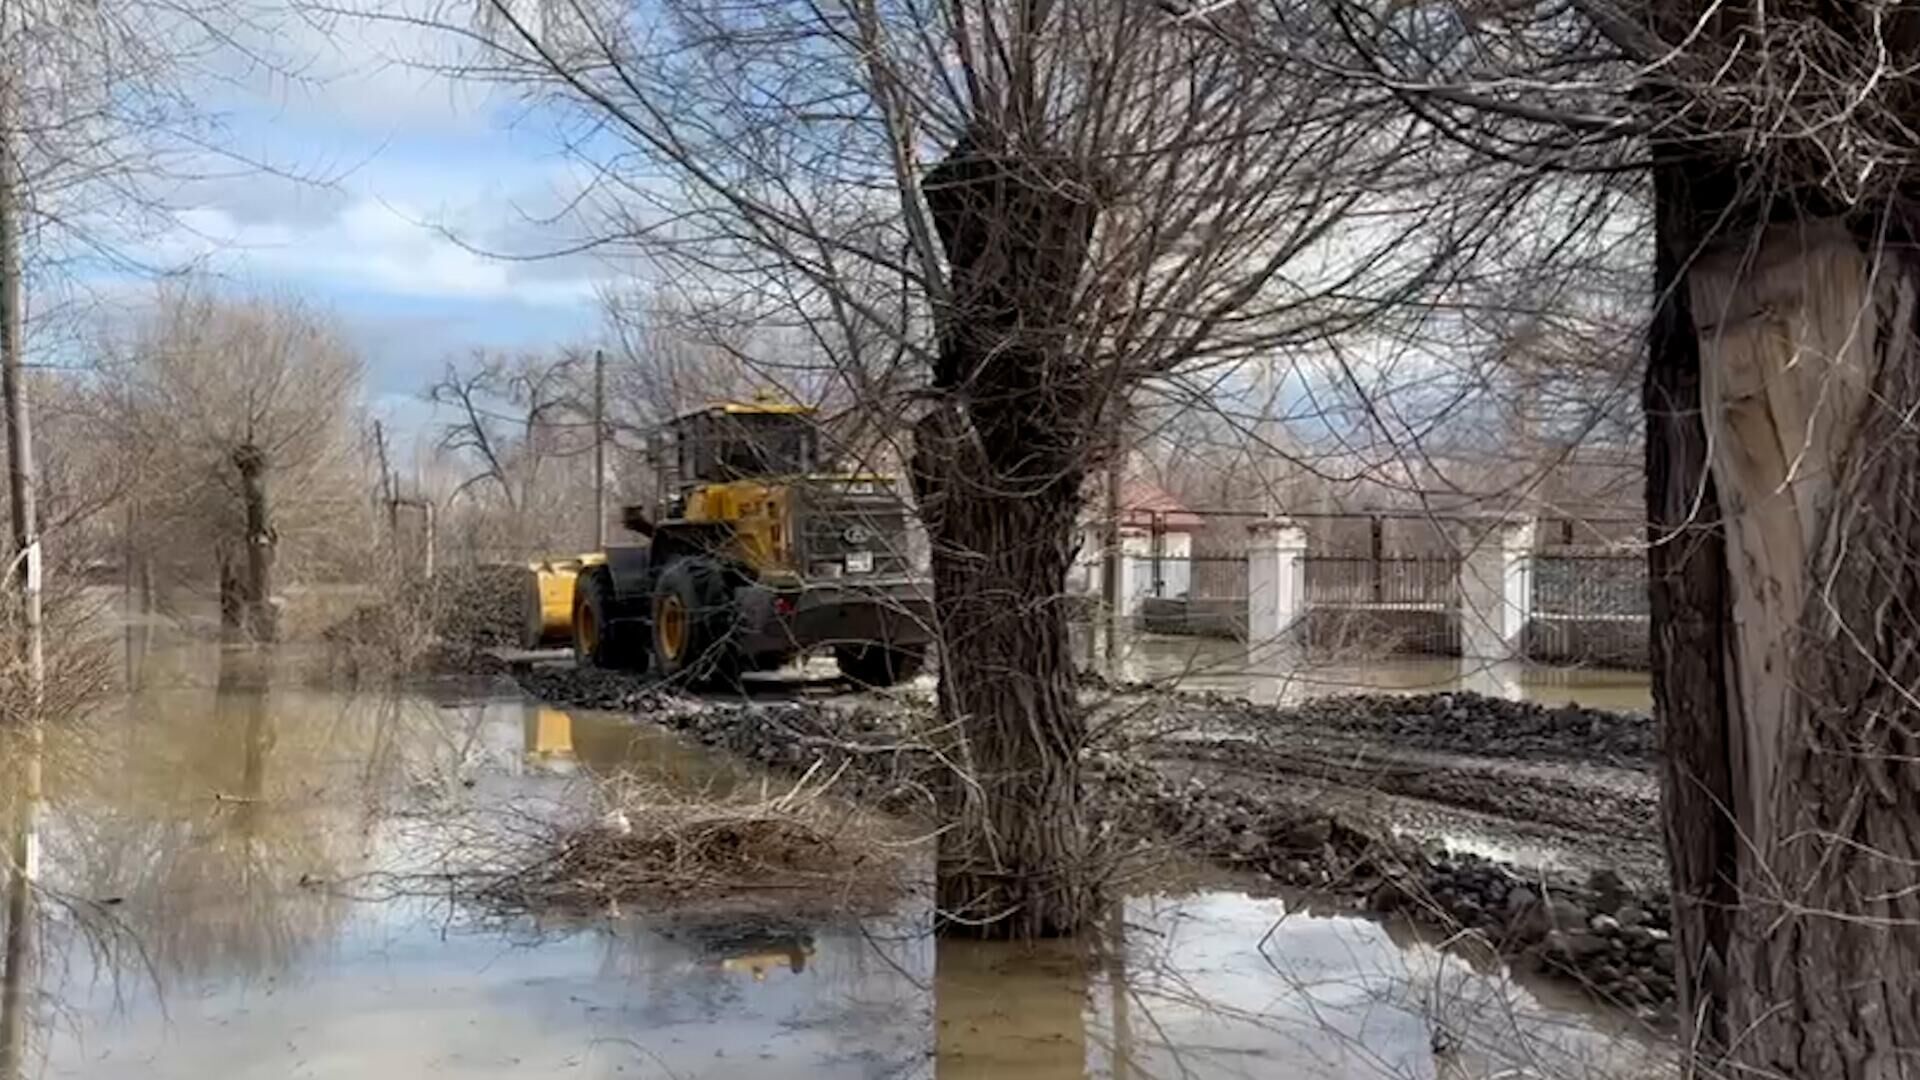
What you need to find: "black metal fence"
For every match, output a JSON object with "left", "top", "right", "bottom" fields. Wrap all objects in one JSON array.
[
  {"left": 1301, "top": 554, "right": 1460, "bottom": 656},
  {"left": 1081, "top": 508, "right": 1651, "bottom": 667},
  {"left": 1527, "top": 548, "right": 1648, "bottom": 667},
  {"left": 1302, "top": 555, "right": 1458, "bottom": 609}
]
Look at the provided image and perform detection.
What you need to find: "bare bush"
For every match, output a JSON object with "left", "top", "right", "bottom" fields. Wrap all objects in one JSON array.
[{"left": 474, "top": 765, "right": 913, "bottom": 918}]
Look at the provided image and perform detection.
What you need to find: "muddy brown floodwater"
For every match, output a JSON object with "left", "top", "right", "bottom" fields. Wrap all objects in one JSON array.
[{"left": 3, "top": 640, "right": 1669, "bottom": 1079}]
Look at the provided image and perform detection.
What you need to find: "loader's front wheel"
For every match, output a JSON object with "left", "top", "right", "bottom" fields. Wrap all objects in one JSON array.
[
  {"left": 652, "top": 558, "right": 739, "bottom": 686},
  {"left": 572, "top": 568, "right": 645, "bottom": 670}
]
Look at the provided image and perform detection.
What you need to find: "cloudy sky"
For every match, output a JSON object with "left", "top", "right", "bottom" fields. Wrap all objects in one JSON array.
[{"left": 102, "top": 7, "right": 615, "bottom": 438}]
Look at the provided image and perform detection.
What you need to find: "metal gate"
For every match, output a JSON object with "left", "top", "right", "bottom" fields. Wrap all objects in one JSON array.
[{"left": 1136, "top": 509, "right": 1251, "bottom": 640}]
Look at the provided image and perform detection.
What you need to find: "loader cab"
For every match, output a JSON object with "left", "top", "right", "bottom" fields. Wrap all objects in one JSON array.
[{"left": 660, "top": 401, "right": 820, "bottom": 512}]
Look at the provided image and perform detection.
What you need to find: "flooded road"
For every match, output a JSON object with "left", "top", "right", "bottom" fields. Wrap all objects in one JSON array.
[{"left": 2, "top": 641, "right": 1665, "bottom": 1078}]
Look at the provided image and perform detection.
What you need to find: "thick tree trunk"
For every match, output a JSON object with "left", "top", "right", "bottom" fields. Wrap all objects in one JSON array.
[
  {"left": 914, "top": 130, "right": 1101, "bottom": 937},
  {"left": 1698, "top": 222, "right": 1920, "bottom": 1077},
  {"left": 916, "top": 407, "right": 1091, "bottom": 938},
  {"left": 1643, "top": 4, "right": 1920, "bottom": 1070},
  {"left": 218, "top": 556, "right": 243, "bottom": 634},
  {"left": 234, "top": 444, "right": 276, "bottom": 644},
  {"left": 1645, "top": 154, "right": 1740, "bottom": 1061},
  {"left": 1653, "top": 179, "right": 1920, "bottom": 1070}
]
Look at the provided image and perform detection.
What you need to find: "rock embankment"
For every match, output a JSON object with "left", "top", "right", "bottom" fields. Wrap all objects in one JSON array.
[
  {"left": 1157, "top": 688, "right": 1657, "bottom": 770},
  {"left": 515, "top": 666, "right": 1675, "bottom": 1023}
]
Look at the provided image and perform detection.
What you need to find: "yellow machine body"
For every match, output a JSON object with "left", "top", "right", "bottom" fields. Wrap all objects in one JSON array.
[
  {"left": 522, "top": 553, "right": 605, "bottom": 648},
  {"left": 527, "top": 395, "right": 922, "bottom": 667},
  {"left": 682, "top": 479, "right": 797, "bottom": 584}
]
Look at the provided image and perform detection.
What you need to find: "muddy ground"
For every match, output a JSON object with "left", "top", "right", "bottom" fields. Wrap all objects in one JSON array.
[
  {"left": 512, "top": 665, "right": 1676, "bottom": 1024},
  {"left": 1137, "top": 690, "right": 1665, "bottom": 887}
]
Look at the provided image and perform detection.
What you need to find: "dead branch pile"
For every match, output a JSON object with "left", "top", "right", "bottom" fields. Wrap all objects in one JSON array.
[{"left": 479, "top": 764, "right": 913, "bottom": 916}]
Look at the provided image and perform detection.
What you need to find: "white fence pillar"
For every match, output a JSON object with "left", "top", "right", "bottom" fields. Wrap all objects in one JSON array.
[
  {"left": 1502, "top": 518, "right": 1535, "bottom": 656},
  {"left": 1246, "top": 518, "right": 1308, "bottom": 660},
  {"left": 1457, "top": 517, "right": 1534, "bottom": 699},
  {"left": 1118, "top": 525, "right": 1150, "bottom": 618},
  {"left": 1458, "top": 517, "right": 1535, "bottom": 661}
]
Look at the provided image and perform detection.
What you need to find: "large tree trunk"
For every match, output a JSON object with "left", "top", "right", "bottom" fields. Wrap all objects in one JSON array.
[
  {"left": 234, "top": 444, "right": 277, "bottom": 644},
  {"left": 913, "top": 131, "right": 1102, "bottom": 938},
  {"left": 1652, "top": 165, "right": 1920, "bottom": 1070},
  {"left": 1645, "top": 152, "right": 1741, "bottom": 1061},
  {"left": 916, "top": 407, "right": 1091, "bottom": 937}
]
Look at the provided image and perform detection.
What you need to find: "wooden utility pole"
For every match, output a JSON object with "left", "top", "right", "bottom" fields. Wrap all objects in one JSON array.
[
  {"left": 387, "top": 496, "right": 435, "bottom": 581},
  {"left": 593, "top": 348, "right": 607, "bottom": 550},
  {"left": 0, "top": 85, "right": 38, "bottom": 697},
  {"left": 0, "top": 74, "right": 44, "bottom": 1080},
  {"left": 421, "top": 499, "right": 435, "bottom": 581},
  {"left": 372, "top": 419, "right": 399, "bottom": 542}
]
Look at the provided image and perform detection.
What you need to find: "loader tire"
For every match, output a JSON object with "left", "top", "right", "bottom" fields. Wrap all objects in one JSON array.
[
  {"left": 572, "top": 568, "right": 645, "bottom": 670},
  {"left": 652, "top": 558, "right": 740, "bottom": 686}
]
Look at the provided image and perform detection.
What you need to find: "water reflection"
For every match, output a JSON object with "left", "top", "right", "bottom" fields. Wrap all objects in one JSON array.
[
  {"left": 7, "top": 646, "right": 1665, "bottom": 1079},
  {"left": 935, "top": 931, "right": 1089, "bottom": 1078},
  {"left": 519, "top": 700, "right": 754, "bottom": 795},
  {"left": 0, "top": 697, "right": 41, "bottom": 1080},
  {"left": 940, "top": 892, "right": 1662, "bottom": 1080}
]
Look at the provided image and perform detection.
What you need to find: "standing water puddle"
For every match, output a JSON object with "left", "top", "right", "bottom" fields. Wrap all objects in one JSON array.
[{"left": 9, "top": 644, "right": 1665, "bottom": 1078}]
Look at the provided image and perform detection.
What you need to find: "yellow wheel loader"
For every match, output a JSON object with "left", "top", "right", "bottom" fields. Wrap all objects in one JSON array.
[{"left": 563, "top": 399, "right": 932, "bottom": 687}]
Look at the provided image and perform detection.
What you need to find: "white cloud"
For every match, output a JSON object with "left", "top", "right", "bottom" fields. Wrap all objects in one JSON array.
[
  {"left": 152, "top": 195, "right": 601, "bottom": 308},
  {"left": 213, "top": 1, "right": 502, "bottom": 137}
]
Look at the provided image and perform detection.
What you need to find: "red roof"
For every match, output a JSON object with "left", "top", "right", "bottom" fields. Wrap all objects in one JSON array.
[{"left": 1119, "top": 477, "right": 1204, "bottom": 531}]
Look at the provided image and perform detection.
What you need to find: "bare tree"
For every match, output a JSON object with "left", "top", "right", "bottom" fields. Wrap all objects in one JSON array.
[
  {"left": 426, "top": 348, "right": 600, "bottom": 555},
  {"left": 98, "top": 286, "right": 366, "bottom": 638}
]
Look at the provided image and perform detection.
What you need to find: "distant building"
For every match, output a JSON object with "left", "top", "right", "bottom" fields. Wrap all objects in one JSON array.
[{"left": 1070, "top": 475, "right": 1204, "bottom": 604}]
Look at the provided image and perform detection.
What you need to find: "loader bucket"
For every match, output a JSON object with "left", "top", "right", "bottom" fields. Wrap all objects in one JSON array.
[{"left": 521, "top": 555, "right": 605, "bottom": 649}]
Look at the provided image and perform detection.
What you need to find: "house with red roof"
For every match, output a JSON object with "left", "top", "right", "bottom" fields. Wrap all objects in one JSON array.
[{"left": 1070, "top": 472, "right": 1204, "bottom": 608}]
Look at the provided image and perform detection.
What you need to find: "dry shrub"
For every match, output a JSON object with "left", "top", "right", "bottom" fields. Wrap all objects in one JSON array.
[
  {"left": 480, "top": 763, "right": 914, "bottom": 917},
  {"left": 0, "top": 580, "right": 118, "bottom": 723},
  {"left": 321, "top": 563, "right": 528, "bottom": 678}
]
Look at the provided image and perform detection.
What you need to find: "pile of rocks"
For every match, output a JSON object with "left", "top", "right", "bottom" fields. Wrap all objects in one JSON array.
[
  {"left": 1380, "top": 858, "right": 1677, "bottom": 1022},
  {"left": 1194, "top": 690, "right": 1657, "bottom": 770},
  {"left": 1088, "top": 751, "right": 1678, "bottom": 1023}
]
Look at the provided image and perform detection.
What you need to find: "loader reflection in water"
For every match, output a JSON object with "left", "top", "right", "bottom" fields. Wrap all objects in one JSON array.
[{"left": 523, "top": 704, "right": 575, "bottom": 766}]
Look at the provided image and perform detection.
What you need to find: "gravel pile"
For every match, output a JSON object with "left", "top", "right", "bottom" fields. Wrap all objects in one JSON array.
[{"left": 1186, "top": 690, "right": 1656, "bottom": 770}]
